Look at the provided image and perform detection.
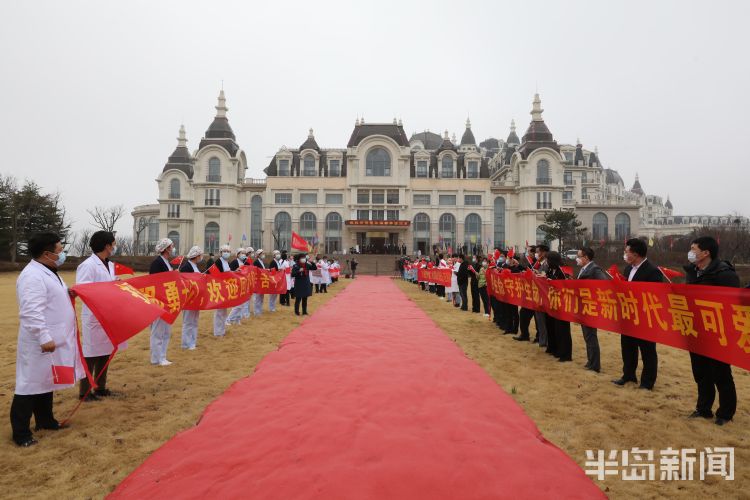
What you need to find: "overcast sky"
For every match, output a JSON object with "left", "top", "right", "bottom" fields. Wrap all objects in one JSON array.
[{"left": 1, "top": 0, "right": 748, "bottom": 237}]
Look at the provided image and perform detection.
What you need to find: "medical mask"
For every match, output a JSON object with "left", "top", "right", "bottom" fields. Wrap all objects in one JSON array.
[
  {"left": 575, "top": 257, "right": 583, "bottom": 266},
  {"left": 112, "top": 245, "right": 118, "bottom": 255},
  {"left": 534, "top": 253, "right": 540, "bottom": 260},
  {"left": 623, "top": 253, "right": 630, "bottom": 263},
  {"left": 482, "top": 261, "right": 488, "bottom": 267},
  {"left": 472, "top": 257, "right": 477, "bottom": 263},
  {"left": 300, "top": 258, "right": 307, "bottom": 264},
  {"left": 498, "top": 257, "right": 506, "bottom": 264},
  {"left": 221, "top": 251, "right": 231, "bottom": 260},
  {"left": 238, "top": 254, "right": 247, "bottom": 261},
  {"left": 687, "top": 251, "right": 698, "bottom": 263},
  {"left": 48, "top": 251, "right": 66, "bottom": 267},
  {"left": 171, "top": 247, "right": 177, "bottom": 257}
]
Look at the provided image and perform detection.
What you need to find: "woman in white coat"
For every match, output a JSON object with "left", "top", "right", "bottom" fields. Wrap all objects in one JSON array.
[
  {"left": 149, "top": 238, "right": 175, "bottom": 365},
  {"left": 319, "top": 257, "right": 331, "bottom": 293},
  {"left": 75, "top": 231, "right": 124, "bottom": 401},
  {"left": 11, "top": 232, "right": 82, "bottom": 447}
]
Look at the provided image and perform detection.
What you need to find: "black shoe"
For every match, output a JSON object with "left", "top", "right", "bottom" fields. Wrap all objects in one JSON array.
[
  {"left": 302, "top": 312, "right": 309, "bottom": 315},
  {"left": 34, "top": 421, "right": 67, "bottom": 431},
  {"left": 558, "top": 357, "right": 572, "bottom": 362},
  {"left": 94, "top": 388, "right": 113, "bottom": 397},
  {"left": 294, "top": 312, "right": 300, "bottom": 316},
  {"left": 531, "top": 338, "right": 539, "bottom": 343},
  {"left": 512, "top": 335, "right": 529, "bottom": 341},
  {"left": 715, "top": 417, "right": 732, "bottom": 426},
  {"left": 612, "top": 377, "right": 636, "bottom": 386},
  {"left": 503, "top": 331, "right": 514, "bottom": 335},
  {"left": 688, "top": 410, "right": 713, "bottom": 419},
  {"left": 16, "top": 438, "right": 37, "bottom": 447},
  {"left": 80, "top": 393, "right": 100, "bottom": 402},
  {"left": 638, "top": 385, "right": 653, "bottom": 391}
]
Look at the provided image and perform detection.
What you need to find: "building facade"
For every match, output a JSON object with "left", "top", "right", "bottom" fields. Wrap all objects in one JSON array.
[{"left": 135, "top": 90, "right": 738, "bottom": 256}]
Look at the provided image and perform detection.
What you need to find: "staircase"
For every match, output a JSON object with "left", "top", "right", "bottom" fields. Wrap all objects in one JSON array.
[{"left": 330, "top": 254, "right": 403, "bottom": 276}]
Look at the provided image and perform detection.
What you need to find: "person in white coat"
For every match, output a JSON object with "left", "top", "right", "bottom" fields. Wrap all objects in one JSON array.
[
  {"left": 280, "top": 251, "right": 293, "bottom": 306},
  {"left": 268, "top": 250, "right": 282, "bottom": 312},
  {"left": 319, "top": 256, "right": 330, "bottom": 293},
  {"left": 243, "top": 247, "right": 255, "bottom": 318},
  {"left": 225, "top": 247, "right": 248, "bottom": 326},
  {"left": 179, "top": 246, "right": 203, "bottom": 350},
  {"left": 11, "top": 232, "right": 82, "bottom": 447},
  {"left": 253, "top": 249, "right": 267, "bottom": 315},
  {"left": 76, "top": 231, "right": 124, "bottom": 401},
  {"left": 212, "top": 244, "right": 232, "bottom": 336},
  {"left": 149, "top": 238, "right": 175, "bottom": 366}
]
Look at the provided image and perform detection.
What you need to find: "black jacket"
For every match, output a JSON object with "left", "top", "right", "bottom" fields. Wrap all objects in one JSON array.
[
  {"left": 270, "top": 259, "right": 280, "bottom": 270},
  {"left": 684, "top": 259, "right": 740, "bottom": 288},
  {"left": 229, "top": 259, "right": 242, "bottom": 271},
  {"left": 179, "top": 260, "right": 197, "bottom": 273},
  {"left": 253, "top": 258, "right": 266, "bottom": 269},
  {"left": 149, "top": 255, "right": 171, "bottom": 274},
  {"left": 623, "top": 259, "right": 663, "bottom": 283},
  {"left": 546, "top": 266, "right": 567, "bottom": 281},
  {"left": 577, "top": 262, "right": 609, "bottom": 280},
  {"left": 213, "top": 258, "right": 231, "bottom": 273},
  {"left": 456, "top": 261, "right": 470, "bottom": 285}
]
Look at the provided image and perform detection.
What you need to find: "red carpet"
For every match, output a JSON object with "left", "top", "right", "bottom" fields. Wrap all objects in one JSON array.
[{"left": 111, "top": 277, "right": 603, "bottom": 499}]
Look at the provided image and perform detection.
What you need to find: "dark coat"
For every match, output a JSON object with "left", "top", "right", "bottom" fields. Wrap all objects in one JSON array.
[
  {"left": 456, "top": 261, "right": 470, "bottom": 285},
  {"left": 229, "top": 259, "right": 242, "bottom": 271},
  {"left": 546, "top": 266, "right": 567, "bottom": 281},
  {"left": 149, "top": 255, "right": 171, "bottom": 274},
  {"left": 577, "top": 261, "right": 609, "bottom": 280},
  {"left": 292, "top": 261, "right": 317, "bottom": 298},
  {"left": 684, "top": 259, "right": 740, "bottom": 288},
  {"left": 253, "top": 258, "right": 266, "bottom": 269},
  {"left": 623, "top": 259, "right": 663, "bottom": 283},
  {"left": 270, "top": 259, "right": 280, "bottom": 270},
  {"left": 213, "top": 258, "right": 231, "bottom": 273},
  {"left": 203, "top": 257, "right": 215, "bottom": 272},
  {"left": 179, "top": 260, "right": 197, "bottom": 273}
]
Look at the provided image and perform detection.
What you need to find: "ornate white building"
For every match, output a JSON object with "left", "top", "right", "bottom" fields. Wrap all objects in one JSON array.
[{"left": 135, "top": 90, "right": 740, "bottom": 256}]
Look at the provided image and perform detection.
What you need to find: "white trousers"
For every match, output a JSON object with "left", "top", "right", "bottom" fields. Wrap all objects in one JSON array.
[
  {"left": 254, "top": 293, "right": 264, "bottom": 316},
  {"left": 150, "top": 318, "right": 171, "bottom": 364},
  {"left": 268, "top": 293, "right": 277, "bottom": 312},
  {"left": 181, "top": 310, "right": 199, "bottom": 348},
  {"left": 213, "top": 309, "right": 228, "bottom": 336}
]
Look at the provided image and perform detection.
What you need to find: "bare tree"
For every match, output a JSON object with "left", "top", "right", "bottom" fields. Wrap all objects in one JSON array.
[
  {"left": 87, "top": 205, "right": 125, "bottom": 233},
  {"left": 71, "top": 228, "right": 93, "bottom": 257},
  {"left": 133, "top": 216, "right": 149, "bottom": 256},
  {"left": 116, "top": 235, "right": 134, "bottom": 256}
]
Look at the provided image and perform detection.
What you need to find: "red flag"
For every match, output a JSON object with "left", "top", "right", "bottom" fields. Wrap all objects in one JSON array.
[
  {"left": 493, "top": 249, "right": 501, "bottom": 260},
  {"left": 560, "top": 265, "right": 573, "bottom": 277},
  {"left": 170, "top": 256, "right": 183, "bottom": 266},
  {"left": 526, "top": 254, "right": 534, "bottom": 266},
  {"left": 607, "top": 264, "right": 625, "bottom": 280},
  {"left": 659, "top": 266, "right": 685, "bottom": 282},
  {"left": 207, "top": 263, "right": 222, "bottom": 276},
  {"left": 507, "top": 247, "right": 515, "bottom": 259},
  {"left": 291, "top": 231, "right": 309, "bottom": 252},
  {"left": 114, "top": 262, "right": 134, "bottom": 276},
  {"left": 52, "top": 365, "right": 75, "bottom": 385}
]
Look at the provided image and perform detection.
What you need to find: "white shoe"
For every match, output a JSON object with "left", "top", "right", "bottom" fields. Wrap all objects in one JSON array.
[
  {"left": 158, "top": 359, "right": 173, "bottom": 366},
  {"left": 188, "top": 346, "right": 196, "bottom": 351},
  {"left": 484, "top": 314, "right": 490, "bottom": 317}
]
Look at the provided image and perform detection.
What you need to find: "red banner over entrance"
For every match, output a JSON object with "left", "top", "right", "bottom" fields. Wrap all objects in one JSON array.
[
  {"left": 417, "top": 268, "right": 452, "bottom": 287},
  {"left": 486, "top": 269, "right": 750, "bottom": 371}
]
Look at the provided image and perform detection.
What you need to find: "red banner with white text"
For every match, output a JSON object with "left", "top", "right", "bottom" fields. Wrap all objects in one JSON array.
[
  {"left": 485, "top": 268, "right": 750, "bottom": 371},
  {"left": 417, "top": 268, "right": 452, "bottom": 287}
]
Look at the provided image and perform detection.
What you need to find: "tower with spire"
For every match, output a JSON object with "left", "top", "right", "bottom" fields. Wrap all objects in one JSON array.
[
  {"left": 199, "top": 89, "right": 241, "bottom": 156},
  {"left": 517, "top": 93, "right": 560, "bottom": 158},
  {"left": 162, "top": 124, "right": 193, "bottom": 178}
]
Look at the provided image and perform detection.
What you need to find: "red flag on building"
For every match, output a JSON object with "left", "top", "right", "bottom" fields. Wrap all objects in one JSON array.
[{"left": 113, "top": 262, "right": 134, "bottom": 276}]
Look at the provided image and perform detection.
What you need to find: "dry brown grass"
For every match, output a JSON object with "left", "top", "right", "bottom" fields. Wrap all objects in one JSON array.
[
  {"left": 0, "top": 271, "right": 348, "bottom": 499},
  {"left": 396, "top": 279, "right": 750, "bottom": 499}
]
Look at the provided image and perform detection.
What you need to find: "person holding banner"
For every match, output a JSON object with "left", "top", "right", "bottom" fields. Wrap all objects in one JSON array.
[
  {"left": 212, "top": 245, "right": 233, "bottom": 336},
  {"left": 292, "top": 254, "right": 316, "bottom": 315},
  {"left": 614, "top": 238, "right": 663, "bottom": 390},
  {"left": 226, "top": 247, "right": 249, "bottom": 325},
  {"left": 575, "top": 247, "right": 609, "bottom": 373},
  {"left": 253, "top": 249, "right": 267, "bottom": 315},
  {"left": 229, "top": 247, "right": 247, "bottom": 271},
  {"left": 149, "top": 238, "right": 175, "bottom": 366},
  {"left": 533, "top": 245, "right": 550, "bottom": 347},
  {"left": 76, "top": 231, "right": 122, "bottom": 401},
  {"left": 268, "top": 250, "right": 283, "bottom": 312},
  {"left": 11, "top": 232, "right": 81, "bottom": 447},
  {"left": 546, "top": 252, "right": 572, "bottom": 362},
  {"left": 684, "top": 236, "right": 740, "bottom": 425},
  {"left": 514, "top": 245, "right": 538, "bottom": 342},
  {"left": 279, "top": 251, "right": 292, "bottom": 306},
  {"left": 179, "top": 246, "right": 204, "bottom": 350},
  {"left": 477, "top": 257, "right": 490, "bottom": 316}
]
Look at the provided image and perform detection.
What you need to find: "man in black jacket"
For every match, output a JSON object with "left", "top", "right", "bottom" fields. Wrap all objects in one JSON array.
[
  {"left": 576, "top": 247, "right": 610, "bottom": 372},
  {"left": 684, "top": 236, "right": 740, "bottom": 425},
  {"left": 613, "top": 238, "right": 663, "bottom": 390},
  {"left": 456, "top": 254, "right": 470, "bottom": 311}
]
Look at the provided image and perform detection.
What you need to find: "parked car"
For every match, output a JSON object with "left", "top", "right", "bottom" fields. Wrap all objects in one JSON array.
[{"left": 564, "top": 249, "right": 579, "bottom": 261}]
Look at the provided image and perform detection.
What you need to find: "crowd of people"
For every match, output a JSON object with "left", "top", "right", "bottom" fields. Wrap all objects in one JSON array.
[
  {"left": 10, "top": 231, "right": 341, "bottom": 447},
  {"left": 400, "top": 236, "right": 747, "bottom": 428}
]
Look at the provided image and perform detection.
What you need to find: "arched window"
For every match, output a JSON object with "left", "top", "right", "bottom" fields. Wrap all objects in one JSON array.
[
  {"left": 250, "top": 195, "right": 262, "bottom": 249},
  {"left": 464, "top": 213, "right": 482, "bottom": 254},
  {"left": 325, "top": 212, "right": 342, "bottom": 254},
  {"left": 208, "top": 157, "right": 221, "bottom": 182},
  {"left": 536, "top": 225, "right": 549, "bottom": 245},
  {"left": 299, "top": 212, "right": 317, "bottom": 241},
  {"left": 593, "top": 212, "right": 609, "bottom": 241},
  {"left": 366, "top": 147, "right": 391, "bottom": 176},
  {"left": 536, "top": 159, "right": 551, "bottom": 184},
  {"left": 167, "top": 231, "right": 180, "bottom": 255},
  {"left": 494, "top": 197, "right": 506, "bottom": 248},
  {"left": 204, "top": 222, "right": 220, "bottom": 254},
  {"left": 413, "top": 213, "right": 430, "bottom": 255},
  {"left": 303, "top": 155, "right": 316, "bottom": 176},
  {"left": 273, "top": 212, "right": 291, "bottom": 251},
  {"left": 439, "top": 213, "right": 456, "bottom": 251},
  {"left": 169, "top": 178, "right": 180, "bottom": 199},
  {"left": 615, "top": 213, "right": 631, "bottom": 241},
  {"left": 441, "top": 155, "right": 454, "bottom": 178}
]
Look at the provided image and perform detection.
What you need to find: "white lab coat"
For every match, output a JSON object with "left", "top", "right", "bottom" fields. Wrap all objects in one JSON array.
[
  {"left": 15, "top": 260, "right": 83, "bottom": 395},
  {"left": 76, "top": 254, "right": 127, "bottom": 357},
  {"left": 320, "top": 260, "right": 331, "bottom": 285},
  {"left": 283, "top": 259, "right": 294, "bottom": 290},
  {"left": 450, "top": 262, "right": 460, "bottom": 293}
]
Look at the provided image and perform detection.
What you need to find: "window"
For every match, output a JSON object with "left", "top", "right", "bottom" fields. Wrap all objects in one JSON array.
[
  {"left": 205, "top": 222, "right": 220, "bottom": 254},
  {"left": 441, "top": 156, "right": 454, "bottom": 178},
  {"left": 274, "top": 192, "right": 292, "bottom": 204},
  {"left": 303, "top": 155, "right": 316, "bottom": 176},
  {"left": 169, "top": 179, "right": 180, "bottom": 199},
  {"left": 387, "top": 210, "right": 399, "bottom": 221},
  {"left": 581, "top": 187, "right": 589, "bottom": 200},
  {"left": 326, "top": 193, "right": 343, "bottom": 204},
  {"left": 615, "top": 213, "right": 631, "bottom": 241},
  {"left": 536, "top": 159, "right": 551, "bottom": 184},
  {"left": 167, "top": 204, "right": 180, "bottom": 218},
  {"left": 494, "top": 197, "right": 506, "bottom": 248},
  {"left": 207, "top": 157, "right": 221, "bottom": 182},
  {"left": 167, "top": 231, "right": 180, "bottom": 255},
  {"left": 464, "top": 214, "right": 482, "bottom": 252},
  {"left": 439, "top": 213, "right": 456, "bottom": 249},
  {"left": 593, "top": 212, "right": 608, "bottom": 240},
  {"left": 325, "top": 212, "right": 342, "bottom": 254},
  {"left": 413, "top": 194, "right": 431, "bottom": 205},
  {"left": 536, "top": 192, "right": 552, "bottom": 209},
  {"left": 371, "top": 210, "right": 385, "bottom": 221},
  {"left": 464, "top": 195, "right": 482, "bottom": 206},
  {"left": 439, "top": 194, "right": 456, "bottom": 206},
  {"left": 250, "top": 195, "right": 262, "bottom": 249},
  {"left": 413, "top": 213, "right": 430, "bottom": 252},
  {"left": 416, "top": 160, "right": 428, "bottom": 178},
  {"left": 387, "top": 189, "right": 399, "bottom": 204},
  {"left": 357, "top": 210, "right": 369, "bottom": 220},
  {"left": 273, "top": 212, "right": 291, "bottom": 251},
  {"left": 357, "top": 189, "right": 369, "bottom": 204},
  {"left": 563, "top": 191, "right": 573, "bottom": 203},
  {"left": 564, "top": 152, "right": 573, "bottom": 163},
  {"left": 366, "top": 147, "right": 391, "bottom": 176},
  {"left": 299, "top": 212, "right": 317, "bottom": 239},
  {"left": 564, "top": 171, "right": 573, "bottom": 185},
  {"left": 329, "top": 160, "right": 340, "bottom": 177},
  {"left": 205, "top": 188, "right": 220, "bottom": 206},
  {"left": 467, "top": 161, "right": 479, "bottom": 178},
  {"left": 300, "top": 193, "right": 318, "bottom": 204},
  {"left": 278, "top": 159, "right": 290, "bottom": 176},
  {"left": 581, "top": 172, "right": 588, "bottom": 183},
  {"left": 372, "top": 190, "right": 385, "bottom": 204}
]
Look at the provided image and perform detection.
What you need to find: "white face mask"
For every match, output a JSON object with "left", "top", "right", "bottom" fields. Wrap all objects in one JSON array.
[
  {"left": 300, "top": 258, "right": 307, "bottom": 264},
  {"left": 238, "top": 254, "right": 247, "bottom": 261},
  {"left": 534, "top": 253, "right": 540, "bottom": 260},
  {"left": 687, "top": 251, "right": 698, "bottom": 263},
  {"left": 623, "top": 253, "right": 630, "bottom": 263},
  {"left": 575, "top": 257, "right": 583, "bottom": 266},
  {"left": 111, "top": 245, "right": 118, "bottom": 255},
  {"left": 482, "top": 261, "right": 488, "bottom": 267},
  {"left": 222, "top": 251, "right": 231, "bottom": 260}
]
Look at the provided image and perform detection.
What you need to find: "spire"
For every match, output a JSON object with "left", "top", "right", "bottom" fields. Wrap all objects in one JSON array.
[
  {"left": 355, "top": 117, "right": 360, "bottom": 126},
  {"left": 177, "top": 124, "right": 187, "bottom": 148},
  {"left": 215, "top": 89, "right": 228, "bottom": 118},
  {"left": 398, "top": 118, "right": 402, "bottom": 127},
  {"left": 393, "top": 117, "right": 398, "bottom": 125},
  {"left": 308, "top": 127, "right": 314, "bottom": 139},
  {"left": 444, "top": 129, "right": 449, "bottom": 140},
  {"left": 164, "top": 124, "right": 193, "bottom": 178},
  {"left": 452, "top": 132, "right": 457, "bottom": 143},
  {"left": 466, "top": 117, "right": 471, "bottom": 129},
  {"left": 300, "top": 127, "right": 320, "bottom": 151},
  {"left": 631, "top": 173, "right": 644, "bottom": 195},
  {"left": 530, "top": 93, "right": 544, "bottom": 121},
  {"left": 510, "top": 119, "right": 516, "bottom": 133}
]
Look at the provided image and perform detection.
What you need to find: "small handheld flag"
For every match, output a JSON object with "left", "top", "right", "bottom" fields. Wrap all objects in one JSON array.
[{"left": 113, "top": 262, "right": 134, "bottom": 276}]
